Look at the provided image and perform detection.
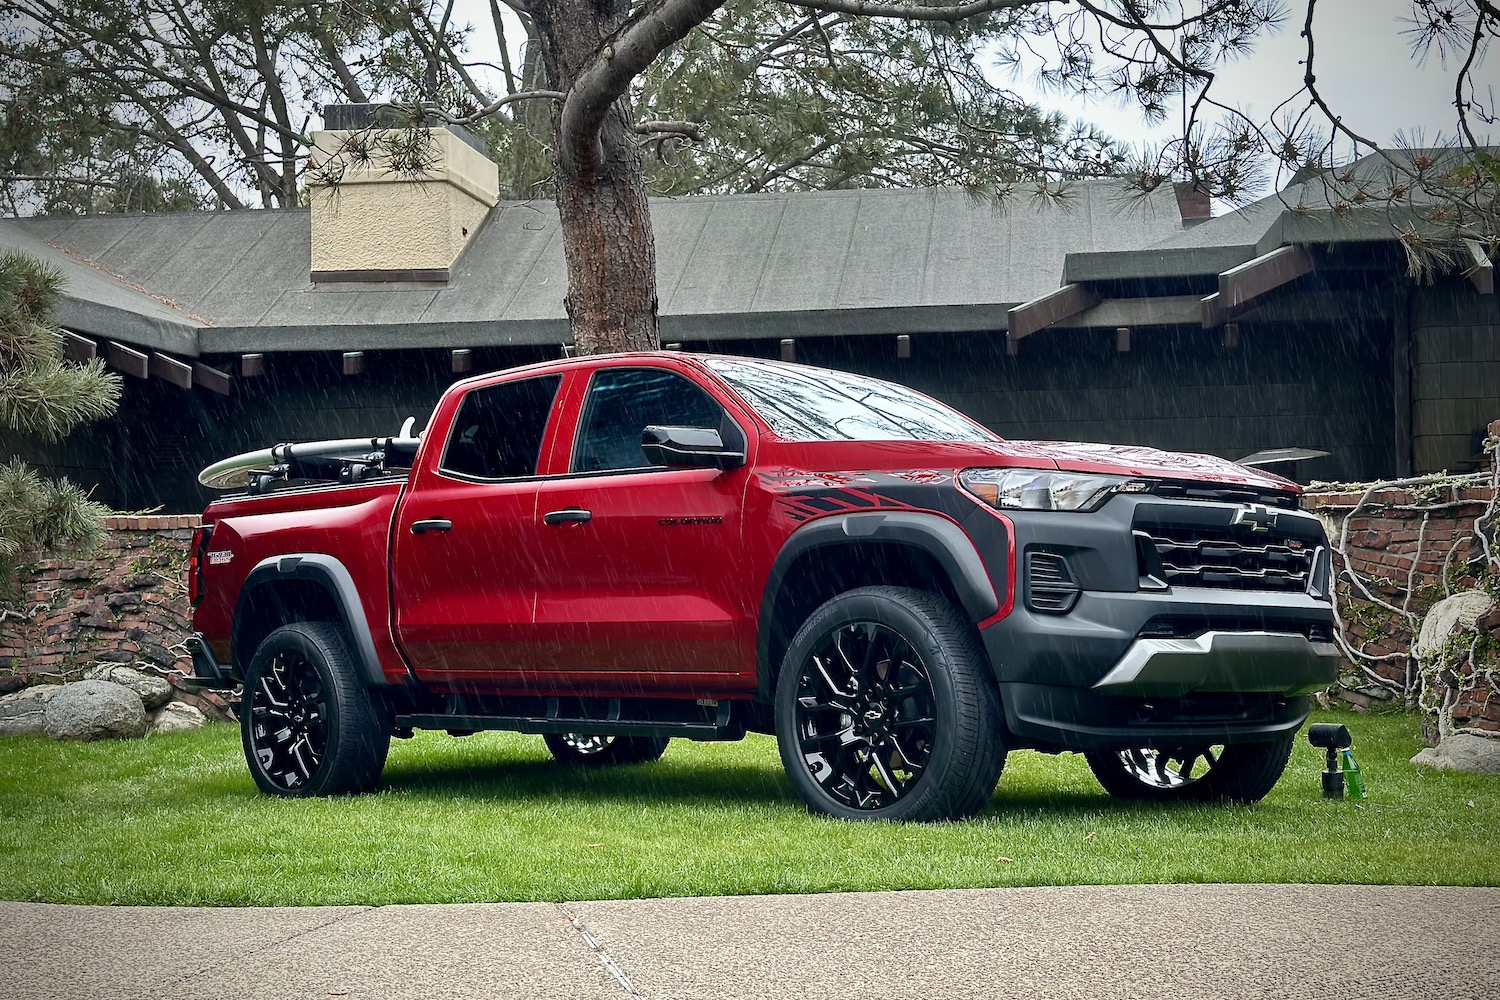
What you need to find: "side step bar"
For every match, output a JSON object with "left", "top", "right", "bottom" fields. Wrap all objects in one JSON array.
[{"left": 394, "top": 698, "right": 745, "bottom": 742}]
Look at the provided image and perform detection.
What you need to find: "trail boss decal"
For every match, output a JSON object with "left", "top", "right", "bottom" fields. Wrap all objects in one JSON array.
[{"left": 657, "top": 516, "right": 724, "bottom": 526}]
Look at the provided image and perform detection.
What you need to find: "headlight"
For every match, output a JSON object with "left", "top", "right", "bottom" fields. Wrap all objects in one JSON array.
[{"left": 961, "top": 469, "right": 1132, "bottom": 512}]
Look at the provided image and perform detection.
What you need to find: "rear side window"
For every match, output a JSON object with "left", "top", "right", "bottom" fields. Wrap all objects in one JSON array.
[
  {"left": 441, "top": 375, "right": 562, "bottom": 479},
  {"left": 573, "top": 368, "right": 725, "bottom": 473}
]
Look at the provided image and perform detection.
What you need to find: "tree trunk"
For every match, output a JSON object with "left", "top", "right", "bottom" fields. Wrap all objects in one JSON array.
[{"left": 536, "top": 0, "right": 661, "bottom": 355}]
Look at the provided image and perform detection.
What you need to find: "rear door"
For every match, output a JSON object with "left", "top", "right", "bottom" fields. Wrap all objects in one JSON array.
[
  {"left": 530, "top": 363, "right": 757, "bottom": 687},
  {"left": 391, "top": 372, "right": 564, "bottom": 684}
]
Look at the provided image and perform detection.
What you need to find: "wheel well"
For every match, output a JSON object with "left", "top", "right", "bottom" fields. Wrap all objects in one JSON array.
[
  {"left": 761, "top": 541, "right": 967, "bottom": 699},
  {"left": 234, "top": 579, "right": 343, "bottom": 670}
]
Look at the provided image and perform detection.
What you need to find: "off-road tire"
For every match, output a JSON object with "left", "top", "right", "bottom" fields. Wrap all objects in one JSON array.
[
  {"left": 774, "top": 586, "right": 1006, "bottom": 822},
  {"left": 241, "top": 621, "right": 391, "bottom": 797},
  {"left": 543, "top": 733, "right": 671, "bottom": 766},
  {"left": 1085, "top": 733, "right": 1296, "bottom": 804}
]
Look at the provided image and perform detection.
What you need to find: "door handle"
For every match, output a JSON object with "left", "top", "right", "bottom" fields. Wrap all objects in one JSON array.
[
  {"left": 543, "top": 508, "right": 592, "bottom": 525},
  {"left": 411, "top": 518, "right": 453, "bottom": 534}
]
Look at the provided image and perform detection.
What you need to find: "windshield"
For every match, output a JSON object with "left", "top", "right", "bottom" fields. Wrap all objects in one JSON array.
[{"left": 705, "top": 358, "right": 999, "bottom": 443}]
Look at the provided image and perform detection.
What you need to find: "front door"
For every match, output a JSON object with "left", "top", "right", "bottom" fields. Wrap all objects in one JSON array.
[
  {"left": 391, "top": 372, "right": 563, "bottom": 686},
  {"left": 530, "top": 365, "right": 754, "bottom": 686}
]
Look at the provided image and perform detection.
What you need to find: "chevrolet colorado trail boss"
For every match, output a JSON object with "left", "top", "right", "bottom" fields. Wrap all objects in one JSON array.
[{"left": 188, "top": 353, "right": 1339, "bottom": 822}]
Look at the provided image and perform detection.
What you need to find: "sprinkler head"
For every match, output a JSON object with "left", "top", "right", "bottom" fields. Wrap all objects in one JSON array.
[
  {"left": 1308, "top": 723, "right": 1352, "bottom": 799},
  {"left": 1307, "top": 723, "right": 1351, "bottom": 750}
]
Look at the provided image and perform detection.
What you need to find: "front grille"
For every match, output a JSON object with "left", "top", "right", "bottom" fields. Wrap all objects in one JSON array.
[
  {"left": 1124, "top": 693, "right": 1282, "bottom": 727},
  {"left": 1136, "top": 615, "right": 1332, "bottom": 642},
  {"left": 1141, "top": 525, "right": 1317, "bottom": 592}
]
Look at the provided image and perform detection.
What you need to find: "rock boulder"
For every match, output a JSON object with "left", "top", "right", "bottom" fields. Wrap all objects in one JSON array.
[
  {"left": 86, "top": 664, "right": 173, "bottom": 709},
  {"left": 0, "top": 684, "right": 62, "bottom": 736},
  {"left": 150, "top": 701, "right": 207, "bottom": 734},
  {"left": 1412, "top": 591, "right": 1496, "bottom": 659},
  {"left": 1411, "top": 733, "right": 1500, "bottom": 775},
  {"left": 42, "top": 680, "right": 147, "bottom": 741}
]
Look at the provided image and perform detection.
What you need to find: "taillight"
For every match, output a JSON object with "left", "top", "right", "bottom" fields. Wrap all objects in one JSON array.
[{"left": 189, "top": 524, "right": 213, "bottom": 606}]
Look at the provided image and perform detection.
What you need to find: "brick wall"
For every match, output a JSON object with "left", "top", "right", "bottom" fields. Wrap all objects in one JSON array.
[
  {"left": 1305, "top": 416, "right": 1500, "bottom": 737},
  {"left": 0, "top": 515, "right": 233, "bottom": 719}
]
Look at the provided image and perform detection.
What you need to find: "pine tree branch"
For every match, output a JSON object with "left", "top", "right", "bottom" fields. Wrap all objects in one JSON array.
[
  {"left": 559, "top": 0, "right": 729, "bottom": 174},
  {"left": 779, "top": 0, "right": 1037, "bottom": 23}
]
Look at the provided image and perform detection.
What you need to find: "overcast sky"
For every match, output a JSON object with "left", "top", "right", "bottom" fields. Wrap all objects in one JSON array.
[
  {"left": 1037, "top": 0, "right": 1473, "bottom": 152},
  {"left": 449, "top": 0, "right": 1480, "bottom": 172}
]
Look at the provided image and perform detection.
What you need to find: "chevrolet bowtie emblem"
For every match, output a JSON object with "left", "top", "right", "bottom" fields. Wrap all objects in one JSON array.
[{"left": 1232, "top": 504, "right": 1278, "bottom": 533}]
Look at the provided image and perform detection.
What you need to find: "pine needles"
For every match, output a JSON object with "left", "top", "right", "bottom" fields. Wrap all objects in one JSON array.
[{"left": 0, "top": 250, "right": 120, "bottom": 584}]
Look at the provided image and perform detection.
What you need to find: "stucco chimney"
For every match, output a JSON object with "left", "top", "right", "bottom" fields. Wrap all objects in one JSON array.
[{"left": 309, "top": 104, "right": 499, "bottom": 282}]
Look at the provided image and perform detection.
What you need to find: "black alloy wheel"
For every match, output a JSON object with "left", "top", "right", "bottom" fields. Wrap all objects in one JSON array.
[
  {"left": 543, "top": 732, "right": 670, "bottom": 766},
  {"left": 1085, "top": 733, "right": 1296, "bottom": 803},
  {"left": 241, "top": 621, "right": 390, "bottom": 797},
  {"left": 793, "top": 620, "right": 938, "bottom": 810},
  {"left": 775, "top": 587, "right": 1005, "bottom": 823},
  {"left": 248, "top": 649, "right": 329, "bottom": 788}
]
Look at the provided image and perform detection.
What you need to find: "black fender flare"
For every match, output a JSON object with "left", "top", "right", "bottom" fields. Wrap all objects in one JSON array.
[
  {"left": 233, "top": 553, "right": 390, "bottom": 688},
  {"left": 755, "top": 510, "right": 1000, "bottom": 699}
]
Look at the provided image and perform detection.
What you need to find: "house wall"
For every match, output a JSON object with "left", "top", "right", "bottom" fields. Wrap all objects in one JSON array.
[
  {"left": 1412, "top": 278, "right": 1500, "bottom": 473},
  {"left": 14, "top": 317, "right": 1400, "bottom": 513},
  {"left": 714, "top": 319, "right": 1394, "bottom": 485}
]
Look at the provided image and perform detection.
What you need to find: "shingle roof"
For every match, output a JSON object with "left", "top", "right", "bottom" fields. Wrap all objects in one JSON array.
[
  {"left": 1063, "top": 147, "right": 1476, "bottom": 283},
  {"left": 0, "top": 221, "right": 202, "bottom": 354},
  {"left": 1, "top": 182, "right": 1183, "bottom": 355}
]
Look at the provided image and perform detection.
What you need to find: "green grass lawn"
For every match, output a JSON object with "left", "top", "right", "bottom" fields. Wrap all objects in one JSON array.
[{"left": 0, "top": 709, "right": 1495, "bottom": 906}]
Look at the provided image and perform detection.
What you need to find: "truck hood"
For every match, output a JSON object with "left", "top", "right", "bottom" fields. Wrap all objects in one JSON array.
[{"left": 996, "top": 440, "right": 1299, "bottom": 492}]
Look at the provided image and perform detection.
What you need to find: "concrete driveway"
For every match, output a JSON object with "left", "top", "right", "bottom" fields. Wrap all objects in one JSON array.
[{"left": 3, "top": 884, "right": 1496, "bottom": 999}]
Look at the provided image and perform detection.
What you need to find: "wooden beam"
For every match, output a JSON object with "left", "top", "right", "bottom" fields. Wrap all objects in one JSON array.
[
  {"left": 780, "top": 338, "right": 796, "bottom": 363},
  {"left": 1217, "top": 246, "right": 1315, "bottom": 314},
  {"left": 1115, "top": 327, "right": 1131, "bottom": 353},
  {"left": 149, "top": 351, "right": 193, "bottom": 389},
  {"left": 1464, "top": 239, "right": 1494, "bottom": 295},
  {"left": 1006, "top": 283, "right": 1099, "bottom": 341},
  {"left": 451, "top": 348, "right": 473, "bottom": 374},
  {"left": 192, "top": 362, "right": 232, "bottom": 396},
  {"left": 1200, "top": 292, "right": 1225, "bottom": 329},
  {"left": 104, "top": 342, "right": 149, "bottom": 379},
  {"left": 343, "top": 351, "right": 364, "bottom": 376},
  {"left": 1222, "top": 322, "right": 1241, "bottom": 349},
  {"left": 58, "top": 330, "right": 97, "bottom": 363},
  {"left": 896, "top": 334, "right": 912, "bottom": 359},
  {"left": 241, "top": 353, "right": 266, "bottom": 378}
]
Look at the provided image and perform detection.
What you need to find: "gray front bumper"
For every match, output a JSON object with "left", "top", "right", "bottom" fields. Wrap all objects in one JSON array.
[{"left": 1091, "top": 631, "right": 1341, "bottom": 698}]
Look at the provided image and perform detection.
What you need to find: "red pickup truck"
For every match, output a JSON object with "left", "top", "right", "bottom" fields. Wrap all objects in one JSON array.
[{"left": 187, "top": 352, "right": 1339, "bottom": 822}]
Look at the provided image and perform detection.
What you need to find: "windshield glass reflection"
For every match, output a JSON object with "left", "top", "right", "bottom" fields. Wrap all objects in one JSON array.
[{"left": 705, "top": 358, "right": 998, "bottom": 443}]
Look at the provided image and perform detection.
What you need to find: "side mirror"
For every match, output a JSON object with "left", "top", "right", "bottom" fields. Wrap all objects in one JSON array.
[{"left": 641, "top": 425, "right": 745, "bottom": 470}]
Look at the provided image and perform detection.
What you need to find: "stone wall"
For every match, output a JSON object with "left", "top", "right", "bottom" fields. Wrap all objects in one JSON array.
[
  {"left": 1305, "top": 417, "right": 1500, "bottom": 739},
  {"left": 0, "top": 515, "right": 233, "bottom": 720}
]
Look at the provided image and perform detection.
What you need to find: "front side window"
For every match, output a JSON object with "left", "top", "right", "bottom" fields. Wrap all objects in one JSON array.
[
  {"left": 705, "top": 358, "right": 997, "bottom": 443},
  {"left": 573, "top": 368, "right": 725, "bottom": 473},
  {"left": 440, "top": 374, "right": 562, "bottom": 479}
]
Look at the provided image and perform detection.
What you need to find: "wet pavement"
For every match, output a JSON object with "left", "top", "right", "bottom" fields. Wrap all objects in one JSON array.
[{"left": 3, "top": 884, "right": 1496, "bottom": 999}]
